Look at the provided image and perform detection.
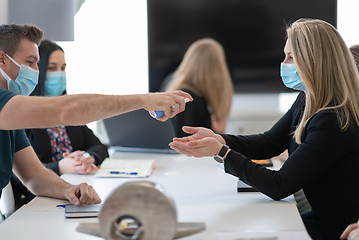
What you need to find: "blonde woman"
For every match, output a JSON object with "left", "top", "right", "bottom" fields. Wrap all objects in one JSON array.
[
  {"left": 169, "top": 19, "right": 359, "bottom": 240},
  {"left": 165, "top": 38, "right": 233, "bottom": 137}
]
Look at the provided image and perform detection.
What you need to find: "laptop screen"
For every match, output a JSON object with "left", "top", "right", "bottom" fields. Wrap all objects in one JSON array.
[{"left": 103, "top": 109, "right": 177, "bottom": 153}]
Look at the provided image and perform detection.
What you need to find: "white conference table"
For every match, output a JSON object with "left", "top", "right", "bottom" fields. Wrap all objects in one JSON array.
[{"left": 0, "top": 151, "right": 310, "bottom": 240}]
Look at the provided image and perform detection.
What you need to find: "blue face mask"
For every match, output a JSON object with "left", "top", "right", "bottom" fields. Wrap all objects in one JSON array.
[
  {"left": 280, "top": 63, "right": 305, "bottom": 91},
  {"left": 0, "top": 54, "right": 39, "bottom": 96},
  {"left": 44, "top": 71, "right": 67, "bottom": 96}
]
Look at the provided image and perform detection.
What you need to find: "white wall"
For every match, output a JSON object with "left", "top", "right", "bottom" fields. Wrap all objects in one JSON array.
[
  {"left": 58, "top": 0, "right": 148, "bottom": 133},
  {"left": 58, "top": 0, "right": 148, "bottom": 96},
  {"left": 337, "top": 0, "right": 359, "bottom": 48}
]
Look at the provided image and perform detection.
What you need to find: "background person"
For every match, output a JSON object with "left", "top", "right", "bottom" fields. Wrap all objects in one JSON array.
[
  {"left": 164, "top": 38, "right": 233, "bottom": 137},
  {"left": 169, "top": 19, "right": 359, "bottom": 240},
  {"left": 28, "top": 40, "right": 109, "bottom": 175},
  {"left": 10, "top": 40, "right": 109, "bottom": 209}
]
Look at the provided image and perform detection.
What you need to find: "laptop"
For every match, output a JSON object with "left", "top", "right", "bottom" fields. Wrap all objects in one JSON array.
[{"left": 103, "top": 109, "right": 177, "bottom": 153}]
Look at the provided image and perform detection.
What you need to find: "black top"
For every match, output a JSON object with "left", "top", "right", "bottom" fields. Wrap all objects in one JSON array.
[
  {"left": 222, "top": 92, "right": 359, "bottom": 239},
  {"left": 171, "top": 88, "right": 212, "bottom": 137}
]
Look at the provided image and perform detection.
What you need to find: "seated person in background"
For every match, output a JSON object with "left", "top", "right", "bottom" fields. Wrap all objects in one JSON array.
[
  {"left": 27, "top": 40, "right": 109, "bottom": 175},
  {"left": 165, "top": 38, "right": 233, "bottom": 137},
  {"left": 10, "top": 40, "right": 109, "bottom": 209}
]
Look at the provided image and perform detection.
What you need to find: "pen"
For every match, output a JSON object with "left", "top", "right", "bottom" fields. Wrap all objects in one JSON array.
[
  {"left": 149, "top": 98, "right": 190, "bottom": 118},
  {"left": 56, "top": 204, "right": 73, "bottom": 208},
  {"left": 109, "top": 171, "right": 138, "bottom": 175}
]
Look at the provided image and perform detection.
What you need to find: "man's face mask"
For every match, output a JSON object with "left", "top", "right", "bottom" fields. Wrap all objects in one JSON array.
[
  {"left": 0, "top": 54, "right": 39, "bottom": 95},
  {"left": 280, "top": 63, "right": 305, "bottom": 91},
  {"left": 44, "top": 71, "right": 67, "bottom": 96}
]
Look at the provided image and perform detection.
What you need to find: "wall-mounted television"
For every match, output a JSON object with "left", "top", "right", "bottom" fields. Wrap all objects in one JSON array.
[{"left": 147, "top": 0, "right": 337, "bottom": 93}]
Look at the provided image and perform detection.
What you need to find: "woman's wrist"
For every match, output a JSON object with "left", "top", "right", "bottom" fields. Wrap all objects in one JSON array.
[
  {"left": 214, "top": 143, "right": 223, "bottom": 156},
  {"left": 58, "top": 159, "right": 65, "bottom": 175},
  {"left": 223, "top": 147, "right": 231, "bottom": 162},
  {"left": 213, "top": 143, "right": 231, "bottom": 163},
  {"left": 215, "top": 134, "right": 226, "bottom": 145}
]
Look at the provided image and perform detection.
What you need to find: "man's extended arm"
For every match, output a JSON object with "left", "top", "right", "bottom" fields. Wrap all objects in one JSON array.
[
  {"left": 12, "top": 146, "right": 101, "bottom": 205},
  {"left": 0, "top": 91, "right": 192, "bottom": 130}
]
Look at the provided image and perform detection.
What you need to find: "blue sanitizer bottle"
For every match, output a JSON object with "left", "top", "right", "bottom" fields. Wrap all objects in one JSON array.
[{"left": 149, "top": 98, "right": 190, "bottom": 118}]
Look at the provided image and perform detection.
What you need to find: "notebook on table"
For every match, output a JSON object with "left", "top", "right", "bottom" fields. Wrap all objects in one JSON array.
[
  {"left": 103, "top": 109, "right": 177, "bottom": 154},
  {"left": 94, "top": 158, "right": 155, "bottom": 178},
  {"left": 65, "top": 204, "right": 102, "bottom": 218}
]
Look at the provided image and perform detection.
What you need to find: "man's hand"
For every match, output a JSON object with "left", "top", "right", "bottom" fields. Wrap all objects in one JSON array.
[
  {"left": 64, "top": 182, "right": 101, "bottom": 205},
  {"left": 59, "top": 151, "right": 98, "bottom": 175},
  {"left": 143, "top": 91, "right": 193, "bottom": 121}
]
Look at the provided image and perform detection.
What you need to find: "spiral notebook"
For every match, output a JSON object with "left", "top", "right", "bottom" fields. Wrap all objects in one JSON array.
[{"left": 94, "top": 158, "right": 155, "bottom": 178}]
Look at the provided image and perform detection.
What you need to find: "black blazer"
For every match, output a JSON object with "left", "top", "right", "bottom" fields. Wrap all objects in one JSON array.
[{"left": 222, "top": 92, "right": 359, "bottom": 239}]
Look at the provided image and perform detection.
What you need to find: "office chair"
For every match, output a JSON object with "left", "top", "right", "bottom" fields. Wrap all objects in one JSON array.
[{"left": 0, "top": 182, "right": 15, "bottom": 222}]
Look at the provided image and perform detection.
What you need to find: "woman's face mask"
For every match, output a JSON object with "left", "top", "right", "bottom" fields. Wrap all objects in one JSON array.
[
  {"left": 44, "top": 71, "right": 67, "bottom": 96},
  {"left": 0, "top": 54, "right": 39, "bottom": 95},
  {"left": 280, "top": 63, "right": 305, "bottom": 91}
]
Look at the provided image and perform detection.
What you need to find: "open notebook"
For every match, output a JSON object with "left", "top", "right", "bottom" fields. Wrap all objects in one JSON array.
[
  {"left": 103, "top": 109, "right": 177, "bottom": 154},
  {"left": 94, "top": 158, "right": 155, "bottom": 178}
]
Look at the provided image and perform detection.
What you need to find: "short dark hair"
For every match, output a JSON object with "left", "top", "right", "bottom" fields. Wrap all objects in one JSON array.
[{"left": 0, "top": 23, "right": 43, "bottom": 56}]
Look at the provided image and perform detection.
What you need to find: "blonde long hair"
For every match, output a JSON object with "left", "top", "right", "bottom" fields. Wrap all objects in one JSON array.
[
  {"left": 287, "top": 19, "right": 359, "bottom": 143},
  {"left": 166, "top": 38, "right": 233, "bottom": 118}
]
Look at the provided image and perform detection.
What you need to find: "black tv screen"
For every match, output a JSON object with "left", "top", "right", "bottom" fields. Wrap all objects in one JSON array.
[{"left": 147, "top": 0, "right": 337, "bottom": 93}]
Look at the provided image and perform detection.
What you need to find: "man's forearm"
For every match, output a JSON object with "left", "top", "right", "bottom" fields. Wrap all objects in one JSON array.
[
  {"left": 24, "top": 164, "right": 100, "bottom": 205},
  {"left": 25, "top": 167, "right": 72, "bottom": 200},
  {"left": 47, "top": 94, "right": 146, "bottom": 127},
  {"left": 0, "top": 91, "right": 191, "bottom": 130},
  {"left": 1, "top": 94, "right": 145, "bottom": 130},
  {"left": 13, "top": 147, "right": 72, "bottom": 200},
  {"left": 14, "top": 147, "right": 101, "bottom": 205}
]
